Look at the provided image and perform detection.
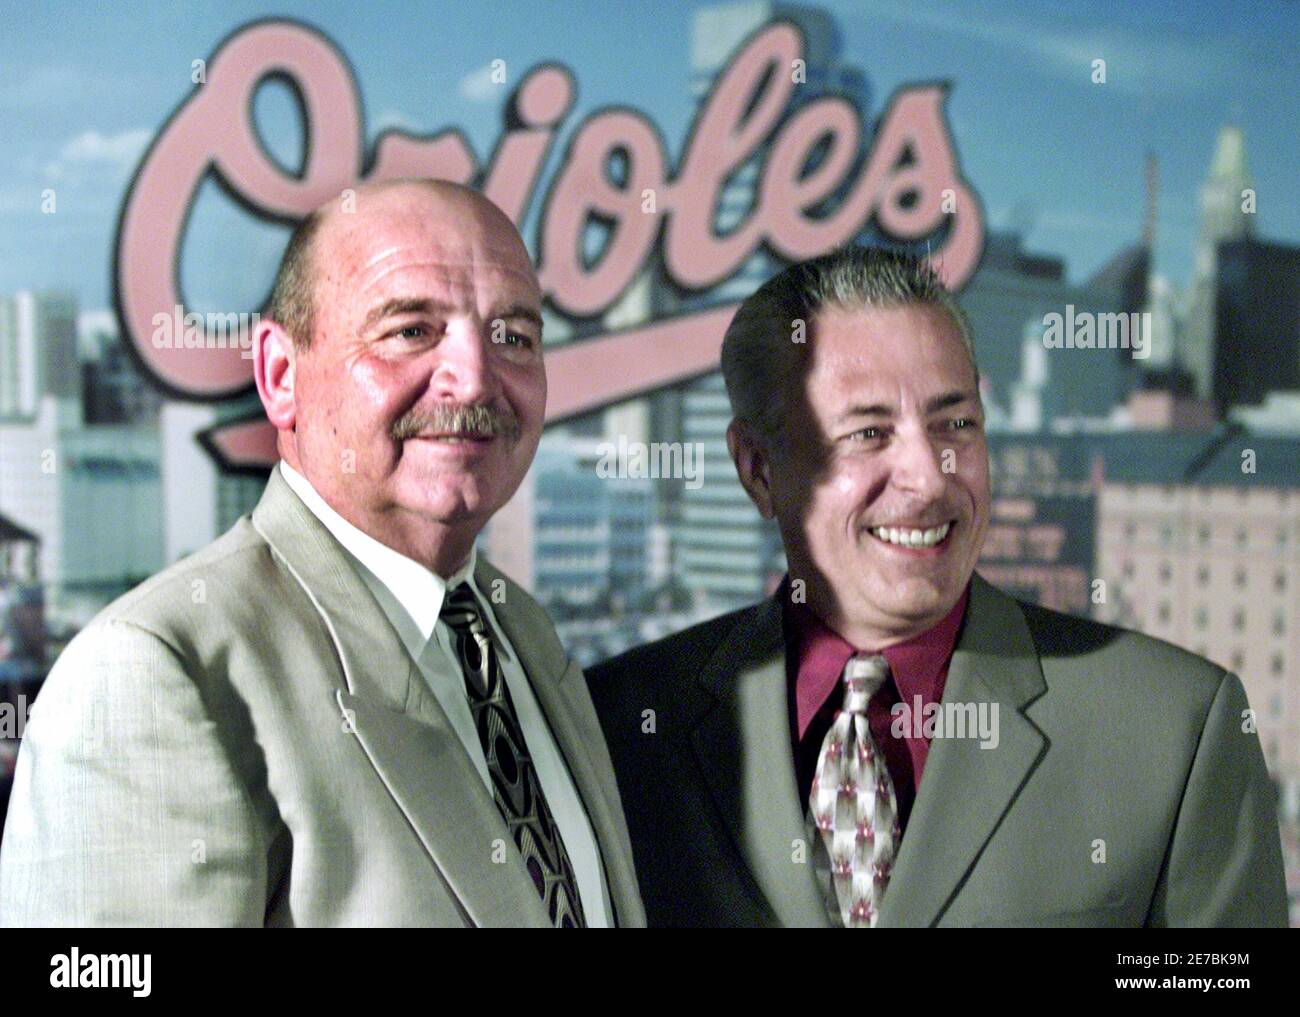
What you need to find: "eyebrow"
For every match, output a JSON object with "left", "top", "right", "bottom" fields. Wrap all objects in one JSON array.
[
  {"left": 834, "top": 389, "right": 979, "bottom": 424},
  {"left": 359, "top": 297, "right": 544, "bottom": 334},
  {"left": 495, "top": 304, "right": 545, "bottom": 329}
]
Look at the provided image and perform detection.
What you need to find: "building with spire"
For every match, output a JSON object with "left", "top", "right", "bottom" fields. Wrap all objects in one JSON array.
[
  {"left": 1181, "top": 125, "right": 1255, "bottom": 403},
  {"left": 1178, "top": 125, "right": 1300, "bottom": 415}
]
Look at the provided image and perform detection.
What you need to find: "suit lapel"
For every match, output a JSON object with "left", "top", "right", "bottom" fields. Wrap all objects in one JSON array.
[
  {"left": 477, "top": 558, "right": 647, "bottom": 929},
  {"left": 877, "top": 572, "right": 1048, "bottom": 927},
  {"left": 685, "top": 574, "right": 1048, "bottom": 929},
  {"left": 251, "top": 469, "right": 550, "bottom": 927},
  {"left": 689, "top": 598, "right": 832, "bottom": 927},
  {"left": 337, "top": 688, "right": 551, "bottom": 926}
]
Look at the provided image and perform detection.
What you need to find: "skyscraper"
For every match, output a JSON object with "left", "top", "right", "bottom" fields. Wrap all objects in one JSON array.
[
  {"left": 0, "top": 293, "right": 163, "bottom": 624},
  {"left": 1182, "top": 125, "right": 1255, "bottom": 402},
  {"left": 0, "top": 291, "right": 78, "bottom": 419}
]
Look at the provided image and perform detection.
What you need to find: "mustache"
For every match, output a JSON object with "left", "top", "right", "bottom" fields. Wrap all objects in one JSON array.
[{"left": 390, "top": 402, "right": 522, "bottom": 442}]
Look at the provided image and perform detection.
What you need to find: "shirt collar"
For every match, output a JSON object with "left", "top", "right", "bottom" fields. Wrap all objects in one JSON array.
[
  {"left": 278, "top": 460, "right": 477, "bottom": 645},
  {"left": 783, "top": 578, "right": 971, "bottom": 739}
]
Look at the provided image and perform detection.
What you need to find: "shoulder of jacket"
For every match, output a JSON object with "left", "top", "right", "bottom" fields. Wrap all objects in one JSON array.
[
  {"left": 1019, "top": 598, "right": 1229, "bottom": 704},
  {"left": 587, "top": 601, "right": 768, "bottom": 688}
]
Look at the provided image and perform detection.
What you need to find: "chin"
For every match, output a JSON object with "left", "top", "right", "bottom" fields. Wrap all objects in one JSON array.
[
  {"left": 875, "top": 578, "right": 951, "bottom": 618},
  {"left": 396, "top": 476, "right": 498, "bottom": 522}
]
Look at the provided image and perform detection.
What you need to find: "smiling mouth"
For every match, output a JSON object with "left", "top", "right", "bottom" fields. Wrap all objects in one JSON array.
[{"left": 867, "top": 521, "right": 954, "bottom": 549}]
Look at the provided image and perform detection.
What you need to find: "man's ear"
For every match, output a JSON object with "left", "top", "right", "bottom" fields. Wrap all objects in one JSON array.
[
  {"left": 727, "top": 418, "right": 776, "bottom": 520},
  {"left": 254, "top": 318, "right": 297, "bottom": 432}
]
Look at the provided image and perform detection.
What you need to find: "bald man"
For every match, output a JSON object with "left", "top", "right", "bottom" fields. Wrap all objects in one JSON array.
[{"left": 0, "top": 180, "right": 645, "bottom": 928}]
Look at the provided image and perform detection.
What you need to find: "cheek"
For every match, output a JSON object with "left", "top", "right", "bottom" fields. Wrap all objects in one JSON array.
[
  {"left": 956, "top": 446, "right": 991, "bottom": 505},
  {"left": 504, "top": 362, "right": 547, "bottom": 422},
  {"left": 294, "top": 359, "right": 342, "bottom": 428},
  {"left": 345, "top": 358, "right": 430, "bottom": 427},
  {"left": 829, "top": 469, "right": 867, "bottom": 503},
  {"left": 808, "top": 459, "right": 879, "bottom": 521}
]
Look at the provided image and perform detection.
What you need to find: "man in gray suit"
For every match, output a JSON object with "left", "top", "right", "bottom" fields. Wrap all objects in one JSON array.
[
  {"left": 589, "top": 247, "right": 1288, "bottom": 928},
  {"left": 0, "top": 179, "right": 644, "bottom": 927}
]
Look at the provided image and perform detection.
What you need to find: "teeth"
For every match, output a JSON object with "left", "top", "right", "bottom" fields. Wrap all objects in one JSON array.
[{"left": 869, "top": 522, "right": 951, "bottom": 548}]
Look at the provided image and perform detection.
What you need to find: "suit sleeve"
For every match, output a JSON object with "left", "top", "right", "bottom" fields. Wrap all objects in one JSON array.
[
  {"left": 1148, "top": 670, "right": 1290, "bottom": 927},
  {"left": 0, "top": 619, "right": 267, "bottom": 926}
]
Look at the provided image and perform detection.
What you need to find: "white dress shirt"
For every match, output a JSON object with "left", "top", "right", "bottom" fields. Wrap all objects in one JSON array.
[{"left": 279, "top": 462, "right": 611, "bottom": 926}]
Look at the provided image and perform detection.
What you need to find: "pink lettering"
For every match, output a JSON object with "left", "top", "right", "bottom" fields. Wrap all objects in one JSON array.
[{"left": 116, "top": 18, "right": 984, "bottom": 469}]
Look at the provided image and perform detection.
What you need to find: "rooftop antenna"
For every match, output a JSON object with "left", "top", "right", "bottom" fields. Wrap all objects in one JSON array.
[{"left": 1143, "top": 151, "right": 1159, "bottom": 249}]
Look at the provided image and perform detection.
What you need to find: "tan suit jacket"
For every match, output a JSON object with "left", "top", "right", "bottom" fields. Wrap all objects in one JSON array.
[{"left": 0, "top": 469, "right": 645, "bottom": 927}]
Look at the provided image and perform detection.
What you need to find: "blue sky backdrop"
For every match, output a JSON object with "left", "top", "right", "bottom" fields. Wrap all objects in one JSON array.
[{"left": 1, "top": 0, "right": 1296, "bottom": 317}]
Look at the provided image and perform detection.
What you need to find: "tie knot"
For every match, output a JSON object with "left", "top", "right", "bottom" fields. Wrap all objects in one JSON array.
[
  {"left": 442, "top": 582, "right": 485, "bottom": 634},
  {"left": 842, "top": 654, "right": 889, "bottom": 713}
]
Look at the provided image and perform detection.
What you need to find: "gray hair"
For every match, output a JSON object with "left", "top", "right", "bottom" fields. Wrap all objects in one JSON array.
[
  {"left": 719, "top": 246, "right": 976, "bottom": 444},
  {"left": 266, "top": 207, "right": 328, "bottom": 351}
]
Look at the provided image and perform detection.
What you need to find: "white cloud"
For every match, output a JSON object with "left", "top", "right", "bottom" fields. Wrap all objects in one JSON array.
[
  {"left": 59, "top": 128, "right": 152, "bottom": 167},
  {"left": 44, "top": 127, "right": 150, "bottom": 182},
  {"left": 373, "top": 108, "right": 419, "bottom": 132},
  {"left": 458, "top": 63, "right": 503, "bottom": 103},
  {"left": 861, "top": 0, "right": 1246, "bottom": 97}
]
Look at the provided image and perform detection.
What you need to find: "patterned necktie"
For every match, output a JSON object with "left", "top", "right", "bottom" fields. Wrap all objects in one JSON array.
[
  {"left": 807, "top": 653, "right": 900, "bottom": 928},
  {"left": 441, "top": 581, "right": 586, "bottom": 928}
]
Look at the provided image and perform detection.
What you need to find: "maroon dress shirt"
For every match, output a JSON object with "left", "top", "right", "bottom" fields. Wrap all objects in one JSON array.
[{"left": 782, "top": 580, "right": 971, "bottom": 839}]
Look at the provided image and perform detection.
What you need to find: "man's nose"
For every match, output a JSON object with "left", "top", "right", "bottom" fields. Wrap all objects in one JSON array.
[
  {"left": 428, "top": 320, "right": 493, "bottom": 405},
  {"left": 889, "top": 426, "right": 948, "bottom": 502}
]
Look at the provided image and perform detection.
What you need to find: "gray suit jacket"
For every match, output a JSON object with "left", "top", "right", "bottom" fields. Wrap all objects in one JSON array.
[
  {"left": 588, "top": 573, "right": 1288, "bottom": 927},
  {"left": 0, "top": 469, "right": 645, "bottom": 927}
]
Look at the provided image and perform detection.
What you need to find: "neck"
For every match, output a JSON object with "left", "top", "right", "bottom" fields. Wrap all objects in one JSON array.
[
  {"left": 338, "top": 499, "right": 478, "bottom": 579},
  {"left": 792, "top": 569, "right": 948, "bottom": 651},
  {"left": 282, "top": 451, "right": 478, "bottom": 579},
  {"left": 367, "top": 511, "right": 477, "bottom": 578}
]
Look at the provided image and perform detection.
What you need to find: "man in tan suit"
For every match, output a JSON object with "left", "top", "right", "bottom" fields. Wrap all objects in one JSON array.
[
  {"left": 589, "top": 247, "right": 1288, "bottom": 928},
  {"left": 0, "top": 180, "right": 644, "bottom": 927}
]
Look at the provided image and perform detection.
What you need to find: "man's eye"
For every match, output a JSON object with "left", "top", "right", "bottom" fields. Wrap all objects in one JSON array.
[
  {"left": 848, "top": 427, "right": 881, "bottom": 442},
  {"left": 950, "top": 417, "right": 977, "bottom": 430},
  {"left": 500, "top": 332, "right": 536, "bottom": 349},
  {"left": 394, "top": 325, "right": 427, "bottom": 340}
]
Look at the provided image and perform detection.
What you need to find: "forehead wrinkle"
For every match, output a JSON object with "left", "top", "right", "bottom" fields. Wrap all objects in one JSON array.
[
  {"left": 351, "top": 241, "right": 538, "bottom": 297},
  {"left": 818, "top": 362, "right": 969, "bottom": 416},
  {"left": 356, "top": 258, "right": 537, "bottom": 297},
  {"left": 356, "top": 240, "right": 533, "bottom": 272}
]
